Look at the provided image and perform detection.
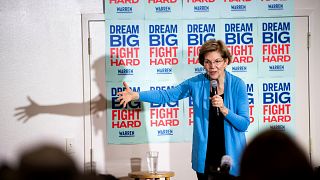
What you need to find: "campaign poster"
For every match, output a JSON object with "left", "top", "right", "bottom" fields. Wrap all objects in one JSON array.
[
  {"left": 182, "top": 96, "right": 195, "bottom": 142},
  {"left": 258, "top": 78, "right": 295, "bottom": 134},
  {"left": 244, "top": 78, "right": 259, "bottom": 142},
  {"left": 146, "top": 20, "right": 183, "bottom": 81},
  {"left": 182, "top": 0, "right": 220, "bottom": 19},
  {"left": 256, "top": 0, "right": 294, "bottom": 17},
  {"left": 144, "top": 81, "right": 187, "bottom": 143},
  {"left": 107, "top": 81, "right": 149, "bottom": 144},
  {"left": 182, "top": 19, "right": 221, "bottom": 79},
  {"left": 104, "top": 1, "right": 296, "bottom": 144},
  {"left": 145, "top": 0, "right": 183, "bottom": 19},
  {"left": 257, "top": 18, "right": 295, "bottom": 77},
  {"left": 106, "top": 20, "right": 149, "bottom": 82},
  {"left": 222, "top": 18, "right": 258, "bottom": 77},
  {"left": 107, "top": 80, "right": 188, "bottom": 144},
  {"left": 105, "top": 0, "right": 145, "bottom": 20},
  {"left": 219, "top": 0, "right": 258, "bottom": 18}
]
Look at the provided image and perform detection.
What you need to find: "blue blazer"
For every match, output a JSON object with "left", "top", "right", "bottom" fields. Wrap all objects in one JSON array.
[{"left": 139, "top": 70, "right": 250, "bottom": 176}]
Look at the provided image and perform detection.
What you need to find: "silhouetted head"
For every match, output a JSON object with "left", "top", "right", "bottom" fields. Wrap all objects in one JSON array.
[
  {"left": 240, "top": 130, "right": 314, "bottom": 180},
  {"left": 18, "top": 144, "right": 79, "bottom": 180}
]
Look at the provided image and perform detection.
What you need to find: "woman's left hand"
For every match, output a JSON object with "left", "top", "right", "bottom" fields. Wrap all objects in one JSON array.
[
  {"left": 210, "top": 95, "right": 228, "bottom": 116},
  {"left": 211, "top": 95, "right": 223, "bottom": 108}
]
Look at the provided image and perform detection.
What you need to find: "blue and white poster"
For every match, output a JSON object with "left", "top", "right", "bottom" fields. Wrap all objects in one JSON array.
[
  {"left": 244, "top": 79, "right": 259, "bottom": 142},
  {"left": 223, "top": 18, "right": 258, "bottom": 77},
  {"left": 105, "top": 0, "right": 296, "bottom": 144},
  {"left": 219, "top": 0, "right": 258, "bottom": 18},
  {"left": 146, "top": 20, "right": 183, "bottom": 81},
  {"left": 144, "top": 81, "right": 187, "bottom": 143},
  {"left": 182, "top": 19, "right": 221, "bottom": 78},
  {"left": 145, "top": 0, "right": 183, "bottom": 19},
  {"left": 105, "top": 0, "right": 145, "bottom": 19},
  {"left": 257, "top": 18, "right": 295, "bottom": 77},
  {"left": 256, "top": 0, "right": 294, "bottom": 17},
  {"left": 107, "top": 82, "right": 148, "bottom": 144},
  {"left": 258, "top": 78, "right": 296, "bottom": 133},
  {"left": 106, "top": 20, "right": 149, "bottom": 82},
  {"left": 182, "top": 0, "right": 220, "bottom": 19}
]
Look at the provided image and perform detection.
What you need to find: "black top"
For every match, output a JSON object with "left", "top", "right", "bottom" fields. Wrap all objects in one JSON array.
[{"left": 205, "top": 94, "right": 226, "bottom": 174}]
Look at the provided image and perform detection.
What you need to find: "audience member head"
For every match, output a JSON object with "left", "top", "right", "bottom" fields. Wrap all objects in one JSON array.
[
  {"left": 18, "top": 144, "right": 79, "bottom": 180},
  {"left": 314, "top": 166, "right": 320, "bottom": 179},
  {"left": 240, "top": 130, "right": 314, "bottom": 180},
  {"left": 0, "top": 163, "right": 19, "bottom": 180}
]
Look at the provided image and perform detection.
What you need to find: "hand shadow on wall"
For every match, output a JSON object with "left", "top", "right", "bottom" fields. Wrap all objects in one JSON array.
[
  {"left": 14, "top": 56, "right": 143, "bottom": 178},
  {"left": 14, "top": 56, "right": 107, "bottom": 122}
]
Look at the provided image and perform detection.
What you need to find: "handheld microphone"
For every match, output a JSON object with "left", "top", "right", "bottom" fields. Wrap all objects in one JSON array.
[
  {"left": 211, "top": 80, "right": 219, "bottom": 116},
  {"left": 220, "top": 155, "right": 232, "bottom": 174}
]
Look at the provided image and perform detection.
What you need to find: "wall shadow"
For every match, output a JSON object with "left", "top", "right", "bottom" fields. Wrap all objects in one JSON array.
[{"left": 14, "top": 56, "right": 145, "bottom": 178}]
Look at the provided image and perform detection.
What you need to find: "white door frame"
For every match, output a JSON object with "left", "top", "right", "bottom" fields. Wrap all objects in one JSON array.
[{"left": 81, "top": 13, "right": 104, "bottom": 173}]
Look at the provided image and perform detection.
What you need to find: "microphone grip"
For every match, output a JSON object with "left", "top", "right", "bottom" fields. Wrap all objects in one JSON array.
[
  {"left": 216, "top": 105, "right": 220, "bottom": 116},
  {"left": 211, "top": 86, "right": 220, "bottom": 116}
]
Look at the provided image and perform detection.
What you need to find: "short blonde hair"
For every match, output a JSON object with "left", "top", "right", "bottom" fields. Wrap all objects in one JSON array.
[{"left": 198, "top": 39, "right": 232, "bottom": 66}]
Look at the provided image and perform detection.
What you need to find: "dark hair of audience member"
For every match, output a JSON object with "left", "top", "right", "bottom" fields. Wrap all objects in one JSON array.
[
  {"left": 0, "top": 163, "right": 19, "bottom": 180},
  {"left": 18, "top": 144, "right": 79, "bottom": 180},
  {"left": 239, "top": 130, "right": 314, "bottom": 180}
]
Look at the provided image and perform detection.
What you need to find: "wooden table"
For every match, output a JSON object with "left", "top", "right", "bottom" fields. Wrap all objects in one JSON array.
[{"left": 128, "top": 171, "right": 175, "bottom": 180}]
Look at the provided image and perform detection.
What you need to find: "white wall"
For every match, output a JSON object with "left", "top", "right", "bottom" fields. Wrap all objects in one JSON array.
[
  {"left": 0, "top": 0, "right": 319, "bottom": 179},
  {"left": 0, "top": 0, "right": 102, "bottom": 170}
]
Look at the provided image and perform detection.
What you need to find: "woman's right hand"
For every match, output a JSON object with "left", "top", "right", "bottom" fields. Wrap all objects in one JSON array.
[
  {"left": 116, "top": 81, "right": 139, "bottom": 108},
  {"left": 14, "top": 96, "right": 40, "bottom": 122}
]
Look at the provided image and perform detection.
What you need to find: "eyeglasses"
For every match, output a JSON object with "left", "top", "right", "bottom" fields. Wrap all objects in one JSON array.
[{"left": 203, "top": 58, "right": 225, "bottom": 66}]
